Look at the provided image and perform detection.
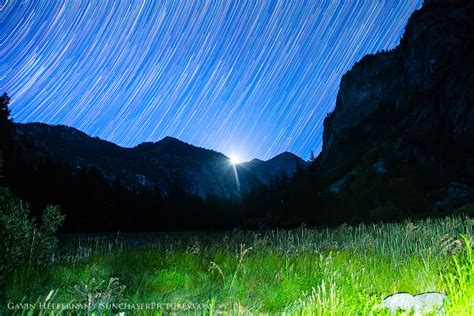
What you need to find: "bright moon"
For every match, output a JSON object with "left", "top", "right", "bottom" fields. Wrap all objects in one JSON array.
[{"left": 230, "top": 155, "right": 241, "bottom": 165}]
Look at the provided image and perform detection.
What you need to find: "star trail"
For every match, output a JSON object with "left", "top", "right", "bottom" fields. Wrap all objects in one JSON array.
[{"left": 0, "top": 0, "right": 421, "bottom": 160}]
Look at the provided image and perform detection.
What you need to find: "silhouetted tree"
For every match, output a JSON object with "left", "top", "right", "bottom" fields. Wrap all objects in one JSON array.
[{"left": 0, "top": 93, "right": 13, "bottom": 150}]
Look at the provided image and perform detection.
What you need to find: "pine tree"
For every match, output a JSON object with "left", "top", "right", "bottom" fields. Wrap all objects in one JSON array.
[
  {"left": 309, "top": 150, "right": 315, "bottom": 162},
  {"left": 0, "top": 93, "right": 13, "bottom": 152}
]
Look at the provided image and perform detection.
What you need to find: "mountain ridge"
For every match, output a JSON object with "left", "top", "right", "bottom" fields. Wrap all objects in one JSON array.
[{"left": 14, "top": 122, "right": 306, "bottom": 199}]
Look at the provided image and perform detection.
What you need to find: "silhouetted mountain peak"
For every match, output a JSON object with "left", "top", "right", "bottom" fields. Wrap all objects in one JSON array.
[
  {"left": 242, "top": 151, "right": 307, "bottom": 184},
  {"left": 158, "top": 136, "right": 184, "bottom": 144},
  {"left": 136, "top": 136, "right": 186, "bottom": 148},
  {"left": 269, "top": 151, "right": 302, "bottom": 162}
]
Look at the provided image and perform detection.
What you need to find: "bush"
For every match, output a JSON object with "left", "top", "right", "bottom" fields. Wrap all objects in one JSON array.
[
  {"left": 369, "top": 200, "right": 402, "bottom": 221},
  {"left": 0, "top": 187, "right": 64, "bottom": 279},
  {"left": 454, "top": 203, "right": 474, "bottom": 216}
]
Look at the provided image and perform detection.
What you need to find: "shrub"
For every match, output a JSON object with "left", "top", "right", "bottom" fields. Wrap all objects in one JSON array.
[
  {"left": 454, "top": 203, "right": 474, "bottom": 216},
  {"left": 369, "top": 201, "right": 402, "bottom": 221},
  {"left": 73, "top": 264, "right": 126, "bottom": 310},
  {"left": 0, "top": 187, "right": 64, "bottom": 280}
]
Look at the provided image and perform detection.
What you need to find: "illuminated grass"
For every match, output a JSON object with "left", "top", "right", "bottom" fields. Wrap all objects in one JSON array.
[{"left": 3, "top": 216, "right": 473, "bottom": 315}]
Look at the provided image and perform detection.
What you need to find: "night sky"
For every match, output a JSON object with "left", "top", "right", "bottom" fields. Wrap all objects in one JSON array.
[{"left": 1, "top": 0, "right": 421, "bottom": 161}]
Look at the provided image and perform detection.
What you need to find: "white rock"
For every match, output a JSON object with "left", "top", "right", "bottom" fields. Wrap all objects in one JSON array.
[
  {"left": 382, "top": 293, "right": 418, "bottom": 313},
  {"left": 414, "top": 292, "right": 447, "bottom": 314},
  {"left": 382, "top": 292, "right": 447, "bottom": 315}
]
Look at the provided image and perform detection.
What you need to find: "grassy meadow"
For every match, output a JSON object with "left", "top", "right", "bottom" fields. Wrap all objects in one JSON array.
[{"left": 3, "top": 216, "right": 474, "bottom": 315}]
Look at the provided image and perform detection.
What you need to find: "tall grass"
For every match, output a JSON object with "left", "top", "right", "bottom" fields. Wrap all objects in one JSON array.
[{"left": 3, "top": 216, "right": 473, "bottom": 315}]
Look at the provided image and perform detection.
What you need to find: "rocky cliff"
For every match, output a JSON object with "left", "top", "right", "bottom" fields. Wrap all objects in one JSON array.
[
  {"left": 318, "top": 0, "right": 474, "bottom": 216},
  {"left": 323, "top": 0, "right": 473, "bottom": 157}
]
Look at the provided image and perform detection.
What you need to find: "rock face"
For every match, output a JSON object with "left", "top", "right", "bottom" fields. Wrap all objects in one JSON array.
[
  {"left": 14, "top": 122, "right": 303, "bottom": 199},
  {"left": 434, "top": 182, "right": 474, "bottom": 211},
  {"left": 323, "top": 1, "right": 474, "bottom": 158},
  {"left": 316, "top": 0, "right": 474, "bottom": 217}
]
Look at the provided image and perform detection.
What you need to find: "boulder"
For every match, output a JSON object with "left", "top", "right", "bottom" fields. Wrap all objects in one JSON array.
[
  {"left": 382, "top": 292, "right": 447, "bottom": 315},
  {"left": 434, "top": 182, "right": 474, "bottom": 212}
]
